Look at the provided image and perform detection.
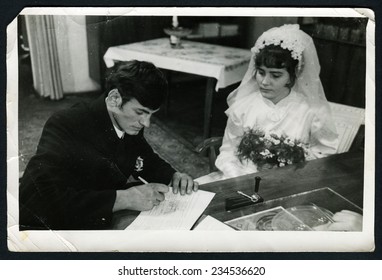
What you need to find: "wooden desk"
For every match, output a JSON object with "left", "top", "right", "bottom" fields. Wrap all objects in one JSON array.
[
  {"left": 201, "top": 151, "right": 364, "bottom": 222},
  {"left": 111, "top": 151, "right": 364, "bottom": 229},
  {"left": 103, "top": 38, "right": 251, "bottom": 139}
]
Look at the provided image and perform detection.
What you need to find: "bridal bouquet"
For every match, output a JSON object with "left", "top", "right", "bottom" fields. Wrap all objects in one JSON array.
[{"left": 237, "top": 129, "right": 307, "bottom": 169}]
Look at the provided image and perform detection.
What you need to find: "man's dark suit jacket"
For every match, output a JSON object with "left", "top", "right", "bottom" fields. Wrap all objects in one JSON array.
[{"left": 19, "top": 95, "right": 175, "bottom": 230}]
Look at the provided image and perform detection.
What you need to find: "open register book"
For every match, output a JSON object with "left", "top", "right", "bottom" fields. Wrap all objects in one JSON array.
[{"left": 125, "top": 188, "right": 215, "bottom": 230}]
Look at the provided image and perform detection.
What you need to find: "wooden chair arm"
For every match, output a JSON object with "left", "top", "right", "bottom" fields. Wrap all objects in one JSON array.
[
  {"left": 195, "top": 137, "right": 223, "bottom": 172},
  {"left": 194, "top": 137, "right": 223, "bottom": 154}
]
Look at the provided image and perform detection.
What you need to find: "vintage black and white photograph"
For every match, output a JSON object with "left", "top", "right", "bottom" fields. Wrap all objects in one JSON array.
[{"left": 6, "top": 7, "right": 375, "bottom": 252}]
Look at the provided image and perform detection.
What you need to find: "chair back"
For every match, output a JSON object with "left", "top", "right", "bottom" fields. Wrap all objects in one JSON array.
[{"left": 328, "top": 102, "right": 365, "bottom": 153}]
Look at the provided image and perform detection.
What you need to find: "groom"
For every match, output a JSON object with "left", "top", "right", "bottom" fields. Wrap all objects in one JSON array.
[{"left": 19, "top": 60, "right": 199, "bottom": 230}]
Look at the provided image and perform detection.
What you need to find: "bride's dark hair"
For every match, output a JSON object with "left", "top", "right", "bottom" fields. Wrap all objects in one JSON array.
[{"left": 254, "top": 44, "right": 299, "bottom": 88}]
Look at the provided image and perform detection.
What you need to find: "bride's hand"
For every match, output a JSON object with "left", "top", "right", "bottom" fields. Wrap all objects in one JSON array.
[{"left": 314, "top": 210, "right": 362, "bottom": 231}]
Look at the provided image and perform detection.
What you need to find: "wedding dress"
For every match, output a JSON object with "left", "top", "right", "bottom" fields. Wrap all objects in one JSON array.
[{"left": 215, "top": 89, "right": 338, "bottom": 179}]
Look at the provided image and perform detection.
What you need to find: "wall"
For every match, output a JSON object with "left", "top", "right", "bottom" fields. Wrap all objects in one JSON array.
[
  {"left": 245, "top": 17, "right": 298, "bottom": 48},
  {"left": 85, "top": 15, "right": 170, "bottom": 89}
]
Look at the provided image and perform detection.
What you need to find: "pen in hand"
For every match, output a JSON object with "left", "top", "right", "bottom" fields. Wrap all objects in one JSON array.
[
  {"left": 138, "top": 176, "right": 149, "bottom": 184},
  {"left": 138, "top": 176, "right": 168, "bottom": 203}
]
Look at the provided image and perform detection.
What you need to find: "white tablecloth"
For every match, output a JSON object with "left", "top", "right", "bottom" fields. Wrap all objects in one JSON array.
[{"left": 103, "top": 38, "right": 251, "bottom": 91}]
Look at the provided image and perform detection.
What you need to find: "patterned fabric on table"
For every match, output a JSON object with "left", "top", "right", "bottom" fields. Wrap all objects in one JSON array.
[{"left": 104, "top": 38, "right": 251, "bottom": 90}]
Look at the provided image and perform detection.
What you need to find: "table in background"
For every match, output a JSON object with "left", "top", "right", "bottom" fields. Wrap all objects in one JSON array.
[
  {"left": 103, "top": 38, "right": 251, "bottom": 139},
  {"left": 111, "top": 151, "right": 364, "bottom": 229}
]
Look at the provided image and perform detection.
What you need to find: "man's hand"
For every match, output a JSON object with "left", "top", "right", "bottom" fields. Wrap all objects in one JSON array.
[
  {"left": 170, "top": 172, "right": 199, "bottom": 195},
  {"left": 113, "top": 183, "right": 169, "bottom": 212}
]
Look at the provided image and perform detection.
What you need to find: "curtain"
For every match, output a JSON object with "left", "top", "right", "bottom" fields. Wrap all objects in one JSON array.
[{"left": 25, "top": 15, "right": 64, "bottom": 100}]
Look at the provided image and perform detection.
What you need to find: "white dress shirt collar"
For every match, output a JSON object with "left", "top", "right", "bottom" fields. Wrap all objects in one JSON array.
[{"left": 113, "top": 124, "right": 125, "bottom": 139}]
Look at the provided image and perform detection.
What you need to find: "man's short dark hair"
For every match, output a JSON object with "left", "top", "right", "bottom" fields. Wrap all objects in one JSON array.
[{"left": 105, "top": 60, "right": 168, "bottom": 110}]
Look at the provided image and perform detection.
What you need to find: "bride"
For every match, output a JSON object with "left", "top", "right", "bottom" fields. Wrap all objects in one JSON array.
[{"left": 198, "top": 24, "right": 339, "bottom": 183}]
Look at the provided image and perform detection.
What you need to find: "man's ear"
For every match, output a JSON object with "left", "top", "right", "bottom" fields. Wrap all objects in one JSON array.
[{"left": 106, "top": 89, "right": 122, "bottom": 108}]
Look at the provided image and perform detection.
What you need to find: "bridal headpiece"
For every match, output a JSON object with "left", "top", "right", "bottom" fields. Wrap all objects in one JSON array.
[
  {"left": 252, "top": 24, "right": 308, "bottom": 72},
  {"left": 227, "top": 24, "right": 326, "bottom": 107}
]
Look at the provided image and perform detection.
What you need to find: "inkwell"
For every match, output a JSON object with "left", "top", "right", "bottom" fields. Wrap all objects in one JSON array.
[{"left": 225, "top": 176, "right": 264, "bottom": 211}]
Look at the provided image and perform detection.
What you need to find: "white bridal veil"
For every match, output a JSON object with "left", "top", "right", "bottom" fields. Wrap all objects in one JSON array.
[{"left": 226, "top": 24, "right": 337, "bottom": 136}]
